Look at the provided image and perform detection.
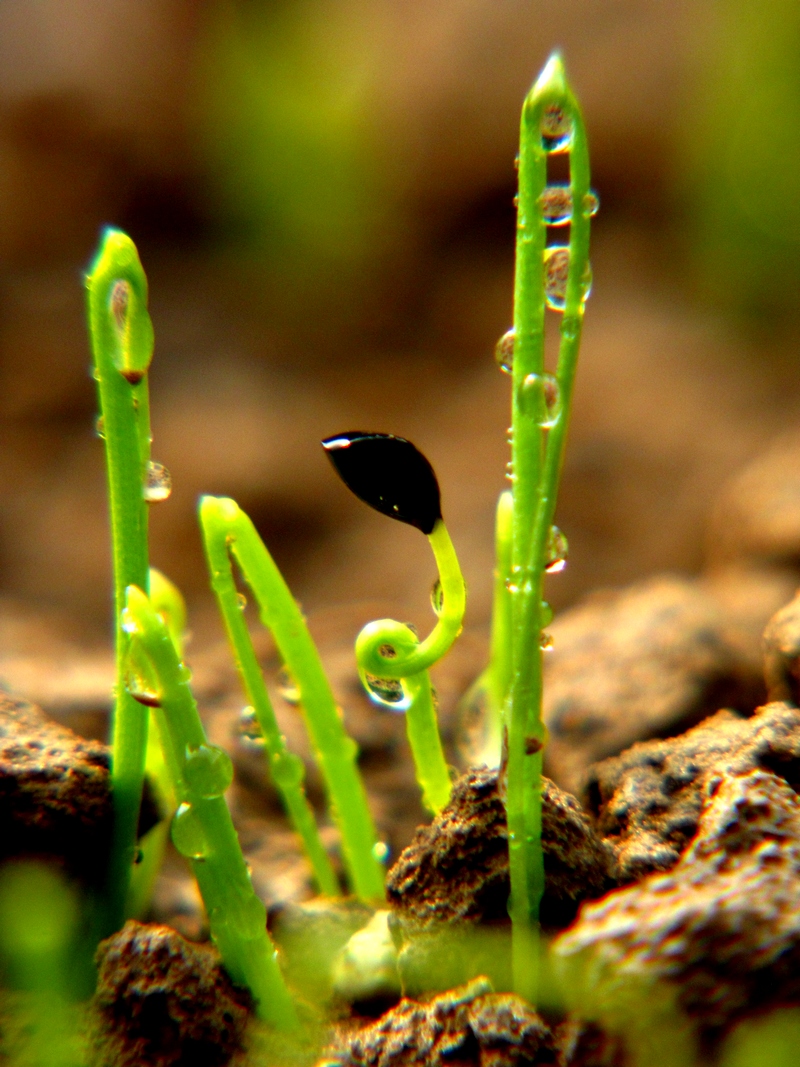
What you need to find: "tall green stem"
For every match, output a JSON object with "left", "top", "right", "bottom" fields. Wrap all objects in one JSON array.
[
  {"left": 199, "top": 499, "right": 340, "bottom": 897},
  {"left": 122, "top": 585, "right": 298, "bottom": 1028},
  {"left": 86, "top": 229, "right": 154, "bottom": 934},
  {"left": 199, "top": 496, "right": 385, "bottom": 904},
  {"left": 506, "top": 54, "right": 592, "bottom": 1002}
]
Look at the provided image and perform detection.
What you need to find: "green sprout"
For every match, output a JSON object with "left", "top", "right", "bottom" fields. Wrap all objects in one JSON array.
[
  {"left": 86, "top": 229, "right": 157, "bottom": 934},
  {"left": 122, "top": 584, "right": 298, "bottom": 1029},
  {"left": 501, "top": 54, "right": 594, "bottom": 1001},
  {"left": 322, "top": 432, "right": 466, "bottom": 814},
  {"left": 199, "top": 495, "right": 385, "bottom": 904}
]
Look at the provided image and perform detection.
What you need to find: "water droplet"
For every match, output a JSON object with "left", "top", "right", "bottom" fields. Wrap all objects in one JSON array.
[
  {"left": 512, "top": 194, "right": 519, "bottom": 208},
  {"left": 278, "top": 668, "right": 300, "bottom": 706},
  {"left": 272, "top": 751, "right": 305, "bottom": 789},
  {"left": 95, "top": 415, "right": 105, "bottom": 440},
  {"left": 144, "top": 462, "right": 172, "bottom": 503},
  {"left": 506, "top": 427, "right": 513, "bottom": 444},
  {"left": 540, "top": 632, "right": 554, "bottom": 651},
  {"left": 125, "top": 669, "right": 161, "bottom": 707},
  {"left": 518, "top": 372, "right": 561, "bottom": 428},
  {"left": 239, "top": 706, "right": 262, "bottom": 740},
  {"left": 494, "top": 328, "right": 515, "bottom": 374},
  {"left": 110, "top": 280, "right": 130, "bottom": 332},
  {"left": 430, "top": 579, "right": 444, "bottom": 617},
  {"left": 171, "top": 803, "right": 210, "bottom": 860},
  {"left": 583, "top": 191, "right": 600, "bottom": 218},
  {"left": 178, "top": 663, "right": 192, "bottom": 684},
  {"left": 365, "top": 674, "right": 411, "bottom": 712},
  {"left": 372, "top": 841, "right": 390, "bottom": 864},
  {"left": 184, "top": 743, "right": 233, "bottom": 799},
  {"left": 540, "top": 184, "right": 572, "bottom": 225},
  {"left": 237, "top": 592, "right": 247, "bottom": 610},
  {"left": 541, "top": 104, "right": 572, "bottom": 152},
  {"left": 543, "top": 247, "right": 593, "bottom": 312},
  {"left": 545, "top": 525, "right": 568, "bottom": 573},
  {"left": 133, "top": 848, "right": 144, "bottom": 865}
]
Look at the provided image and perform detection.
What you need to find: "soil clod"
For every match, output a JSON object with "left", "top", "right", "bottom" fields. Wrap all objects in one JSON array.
[
  {"left": 386, "top": 768, "right": 615, "bottom": 932},
  {"left": 91, "top": 919, "right": 252, "bottom": 1067},
  {"left": 554, "top": 770, "right": 800, "bottom": 1052},
  {"left": 588, "top": 700, "right": 800, "bottom": 882},
  {"left": 322, "top": 978, "right": 556, "bottom": 1067},
  {"left": 542, "top": 576, "right": 764, "bottom": 798}
]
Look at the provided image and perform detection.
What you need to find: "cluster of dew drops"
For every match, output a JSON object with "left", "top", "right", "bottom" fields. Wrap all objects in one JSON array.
[{"left": 495, "top": 102, "right": 599, "bottom": 655}]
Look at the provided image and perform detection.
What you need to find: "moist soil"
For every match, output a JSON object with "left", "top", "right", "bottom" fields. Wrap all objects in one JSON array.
[{"left": 5, "top": 438, "right": 800, "bottom": 1066}]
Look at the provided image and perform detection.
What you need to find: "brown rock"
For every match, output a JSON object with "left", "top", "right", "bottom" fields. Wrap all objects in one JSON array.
[
  {"left": 92, "top": 920, "right": 252, "bottom": 1067},
  {"left": 588, "top": 701, "right": 800, "bottom": 882},
  {"left": 763, "top": 588, "right": 800, "bottom": 705},
  {"left": 386, "top": 769, "right": 615, "bottom": 933},
  {"left": 554, "top": 771, "right": 800, "bottom": 1049},
  {"left": 0, "top": 690, "right": 157, "bottom": 887},
  {"left": 323, "top": 978, "right": 556, "bottom": 1067},
  {"left": 543, "top": 576, "right": 763, "bottom": 798}
]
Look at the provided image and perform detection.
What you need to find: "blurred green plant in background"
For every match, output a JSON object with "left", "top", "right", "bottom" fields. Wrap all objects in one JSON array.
[
  {"left": 684, "top": 0, "right": 800, "bottom": 322},
  {"left": 194, "top": 0, "right": 398, "bottom": 312}
]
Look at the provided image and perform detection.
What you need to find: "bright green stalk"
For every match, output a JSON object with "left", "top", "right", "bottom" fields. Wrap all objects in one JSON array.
[
  {"left": 199, "top": 496, "right": 385, "bottom": 903},
  {"left": 86, "top": 229, "right": 154, "bottom": 934},
  {"left": 126, "top": 568, "right": 185, "bottom": 919},
  {"left": 506, "top": 54, "right": 592, "bottom": 1002},
  {"left": 122, "top": 585, "right": 298, "bottom": 1029},
  {"left": 354, "top": 518, "right": 465, "bottom": 814},
  {"left": 199, "top": 499, "right": 340, "bottom": 898}
]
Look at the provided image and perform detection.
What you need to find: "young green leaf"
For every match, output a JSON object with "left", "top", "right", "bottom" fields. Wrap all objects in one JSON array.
[{"left": 322, "top": 432, "right": 442, "bottom": 535}]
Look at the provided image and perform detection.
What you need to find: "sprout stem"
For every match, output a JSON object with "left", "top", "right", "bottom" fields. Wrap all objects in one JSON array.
[
  {"left": 122, "top": 585, "right": 298, "bottom": 1029},
  {"left": 199, "top": 498, "right": 340, "bottom": 898},
  {"left": 86, "top": 229, "right": 154, "bottom": 934},
  {"left": 506, "top": 54, "right": 592, "bottom": 1002},
  {"left": 199, "top": 496, "right": 385, "bottom": 903},
  {"left": 354, "top": 518, "right": 465, "bottom": 814}
]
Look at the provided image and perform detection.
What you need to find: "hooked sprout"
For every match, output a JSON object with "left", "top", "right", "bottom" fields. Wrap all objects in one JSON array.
[
  {"left": 86, "top": 229, "right": 157, "bottom": 934},
  {"left": 500, "top": 54, "right": 595, "bottom": 1002},
  {"left": 122, "top": 584, "right": 298, "bottom": 1028},
  {"left": 199, "top": 495, "right": 385, "bottom": 903},
  {"left": 322, "top": 432, "right": 466, "bottom": 815}
]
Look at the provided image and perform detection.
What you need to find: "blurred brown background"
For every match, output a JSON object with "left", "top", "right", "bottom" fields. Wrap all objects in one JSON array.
[{"left": 1, "top": 0, "right": 799, "bottom": 659}]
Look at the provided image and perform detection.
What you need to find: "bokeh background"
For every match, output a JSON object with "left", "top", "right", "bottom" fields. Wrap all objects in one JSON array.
[{"left": 1, "top": 0, "right": 800, "bottom": 660}]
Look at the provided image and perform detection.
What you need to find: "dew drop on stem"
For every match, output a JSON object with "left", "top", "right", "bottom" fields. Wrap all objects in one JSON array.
[
  {"left": 271, "top": 751, "right": 305, "bottom": 789},
  {"left": 95, "top": 415, "right": 105, "bottom": 440},
  {"left": 236, "top": 592, "right": 247, "bottom": 611},
  {"left": 540, "top": 185, "right": 600, "bottom": 226},
  {"left": 545, "top": 525, "right": 568, "bottom": 573},
  {"left": 171, "top": 803, "right": 210, "bottom": 860},
  {"left": 543, "top": 247, "right": 593, "bottom": 311},
  {"left": 184, "top": 743, "right": 234, "bottom": 799},
  {"left": 372, "top": 841, "right": 390, "bottom": 864},
  {"left": 239, "top": 706, "right": 263, "bottom": 741},
  {"left": 518, "top": 373, "right": 561, "bottom": 428},
  {"left": 495, "top": 328, "right": 515, "bottom": 374},
  {"left": 278, "top": 667, "right": 300, "bottom": 706},
  {"left": 540, "top": 632, "right": 554, "bottom": 651},
  {"left": 125, "top": 670, "right": 161, "bottom": 708},
  {"left": 541, "top": 104, "right": 573, "bottom": 152},
  {"left": 365, "top": 674, "right": 410, "bottom": 712},
  {"left": 144, "top": 461, "right": 172, "bottom": 503}
]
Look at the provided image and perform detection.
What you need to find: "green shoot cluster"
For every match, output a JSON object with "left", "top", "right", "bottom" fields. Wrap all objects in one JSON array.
[{"left": 85, "top": 49, "right": 592, "bottom": 1024}]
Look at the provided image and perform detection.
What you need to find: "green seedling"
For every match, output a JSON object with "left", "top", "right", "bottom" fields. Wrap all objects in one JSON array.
[
  {"left": 322, "top": 432, "right": 466, "bottom": 814},
  {"left": 499, "top": 54, "right": 595, "bottom": 1001},
  {"left": 86, "top": 229, "right": 158, "bottom": 934},
  {"left": 126, "top": 568, "right": 184, "bottom": 919},
  {"left": 122, "top": 584, "right": 298, "bottom": 1029},
  {"left": 199, "top": 495, "right": 385, "bottom": 903}
]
